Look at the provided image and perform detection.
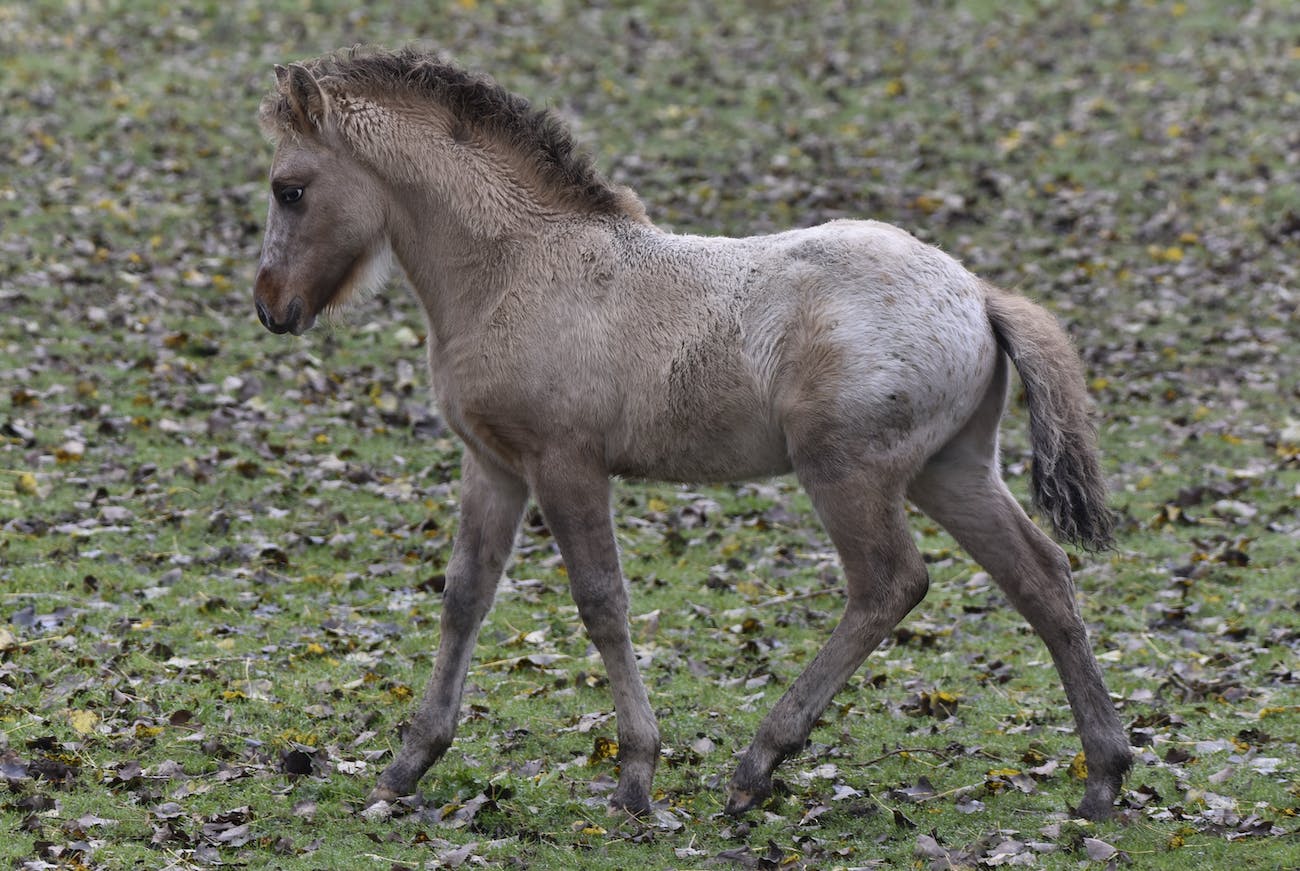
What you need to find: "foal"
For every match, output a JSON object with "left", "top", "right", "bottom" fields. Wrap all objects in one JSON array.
[{"left": 253, "top": 48, "right": 1131, "bottom": 821}]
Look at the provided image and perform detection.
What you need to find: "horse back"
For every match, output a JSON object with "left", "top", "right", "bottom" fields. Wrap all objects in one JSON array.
[{"left": 597, "top": 220, "right": 998, "bottom": 482}]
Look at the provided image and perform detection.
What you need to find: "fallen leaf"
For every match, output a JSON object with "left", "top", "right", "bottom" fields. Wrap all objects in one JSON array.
[
  {"left": 1083, "top": 837, "right": 1118, "bottom": 861},
  {"left": 67, "top": 710, "right": 99, "bottom": 735}
]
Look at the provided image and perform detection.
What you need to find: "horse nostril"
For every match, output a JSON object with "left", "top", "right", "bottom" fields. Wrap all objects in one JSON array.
[
  {"left": 285, "top": 297, "right": 303, "bottom": 333},
  {"left": 255, "top": 299, "right": 292, "bottom": 334}
]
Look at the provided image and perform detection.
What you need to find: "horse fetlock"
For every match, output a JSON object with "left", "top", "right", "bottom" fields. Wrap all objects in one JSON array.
[
  {"left": 617, "top": 722, "right": 660, "bottom": 758},
  {"left": 1092, "top": 731, "right": 1134, "bottom": 774}
]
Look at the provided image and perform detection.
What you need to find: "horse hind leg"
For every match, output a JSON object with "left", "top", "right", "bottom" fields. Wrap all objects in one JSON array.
[
  {"left": 907, "top": 452, "right": 1132, "bottom": 820},
  {"left": 728, "top": 463, "right": 929, "bottom": 814}
]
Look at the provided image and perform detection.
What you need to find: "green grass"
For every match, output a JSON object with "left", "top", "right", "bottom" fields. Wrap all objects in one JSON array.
[{"left": 2, "top": 0, "right": 1298, "bottom": 868}]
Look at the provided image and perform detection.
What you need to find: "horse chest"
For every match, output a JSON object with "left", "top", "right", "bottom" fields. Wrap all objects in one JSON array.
[{"left": 424, "top": 352, "right": 532, "bottom": 472}]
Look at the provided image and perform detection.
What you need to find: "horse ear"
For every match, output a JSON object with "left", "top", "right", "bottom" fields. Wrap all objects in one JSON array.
[
  {"left": 283, "top": 62, "right": 331, "bottom": 133},
  {"left": 274, "top": 64, "right": 290, "bottom": 88}
]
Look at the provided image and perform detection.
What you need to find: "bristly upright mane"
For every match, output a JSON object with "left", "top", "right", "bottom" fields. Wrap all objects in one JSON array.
[{"left": 260, "top": 46, "right": 645, "bottom": 222}]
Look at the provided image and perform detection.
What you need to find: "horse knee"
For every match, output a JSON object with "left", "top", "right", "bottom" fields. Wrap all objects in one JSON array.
[
  {"left": 440, "top": 573, "right": 495, "bottom": 635},
  {"left": 570, "top": 579, "right": 630, "bottom": 639}
]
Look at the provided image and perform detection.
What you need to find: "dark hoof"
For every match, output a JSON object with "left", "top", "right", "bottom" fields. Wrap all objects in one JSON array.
[
  {"left": 609, "top": 785, "right": 652, "bottom": 817},
  {"left": 724, "top": 781, "right": 771, "bottom": 816},
  {"left": 370, "top": 756, "right": 428, "bottom": 808},
  {"left": 726, "top": 754, "right": 776, "bottom": 816},
  {"left": 363, "top": 785, "right": 403, "bottom": 810},
  {"left": 1076, "top": 790, "right": 1118, "bottom": 822},
  {"left": 1076, "top": 757, "right": 1127, "bottom": 821}
]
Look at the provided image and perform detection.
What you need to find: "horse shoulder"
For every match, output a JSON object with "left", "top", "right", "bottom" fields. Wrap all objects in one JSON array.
[{"left": 429, "top": 222, "right": 639, "bottom": 467}]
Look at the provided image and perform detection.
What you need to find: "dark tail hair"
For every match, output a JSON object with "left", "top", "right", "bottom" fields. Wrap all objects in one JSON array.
[{"left": 984, "top": 285, "right": 1115, "bottom": 550}]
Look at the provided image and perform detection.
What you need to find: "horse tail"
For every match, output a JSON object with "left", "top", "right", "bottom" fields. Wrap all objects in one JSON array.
[{"left": 983, "top": 284, "right": 1115, "bottom": 550}]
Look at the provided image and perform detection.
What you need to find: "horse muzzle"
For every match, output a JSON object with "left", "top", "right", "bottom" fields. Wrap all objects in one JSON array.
[
  {"left": 253, "top": 268, "right": 314, "bottom": 335},
  {"left": 255, "top": 296, "right": 308, "bottom": 335}
]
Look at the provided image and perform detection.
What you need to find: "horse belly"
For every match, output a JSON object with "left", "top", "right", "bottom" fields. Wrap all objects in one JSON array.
[
  {"left": 607, "top": 377, "right": 791, "bottom": 484},
  {"left": 610, "top": 426, "right": 790, "bottom": 483}
]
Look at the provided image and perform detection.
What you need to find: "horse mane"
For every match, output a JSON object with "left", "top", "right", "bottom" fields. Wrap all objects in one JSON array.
[{"left": 262, "top": 47, "right": 645, "bottom": 222}]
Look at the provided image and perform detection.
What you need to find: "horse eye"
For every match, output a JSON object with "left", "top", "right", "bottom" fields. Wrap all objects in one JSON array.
[{"left": 278, "top": 186, "right": 304, "bottom": 205}]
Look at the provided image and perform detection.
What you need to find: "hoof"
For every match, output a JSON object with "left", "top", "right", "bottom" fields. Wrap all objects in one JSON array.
[
  {"left": 370, "top": 756, "right": 428, "bottom": 808},
  {"left": 608, "top": 784, "right": 652, "bottom": 818},
  {"left": 1076, "top": 763, "right": 1126, "bottom": 821},
  {"left": 1076, "top": 789, "right": 1117, "bottom": 822},
  {"left": 726, "top": 755, "right": 776, "bottom": 816},
  {"left": 363, "top": 785, "right": 403, "bottom": 809},
  {"left": 724, "top": 781, "right": 771, "bottom": 817}
]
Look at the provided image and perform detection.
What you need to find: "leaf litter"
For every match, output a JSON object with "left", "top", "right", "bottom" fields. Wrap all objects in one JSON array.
[{"left": 2, "top": 1, "right": 1299, "bottom": 869}]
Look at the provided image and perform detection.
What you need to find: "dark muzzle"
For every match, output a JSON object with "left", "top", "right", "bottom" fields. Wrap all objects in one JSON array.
[{"left": 255, "top": 296, "right": 304, "bottom": 335}]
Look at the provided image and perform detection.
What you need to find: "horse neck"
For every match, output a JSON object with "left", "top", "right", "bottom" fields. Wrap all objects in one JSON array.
[
  {"left": 384, "top": 176, "right": 540, "bottom": 344},
  {"left": 357, "top": 115, "right": 626, "bottom": 343}
]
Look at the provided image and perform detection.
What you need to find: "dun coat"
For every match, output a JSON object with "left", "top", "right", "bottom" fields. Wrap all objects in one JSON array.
[{"left": 253, "top": 47, "right": 1131, "bottom": 822}]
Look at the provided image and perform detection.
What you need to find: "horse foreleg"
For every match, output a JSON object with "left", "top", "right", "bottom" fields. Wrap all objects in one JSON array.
[
  {"left": 728, "top": 471, "right": 928, "bottom": 815},
  {"left": 532, "top": 461, "right": 660, "bottom": 815},
  {"left": 367, "top": 451, "right": 527, "bottom": 806}
]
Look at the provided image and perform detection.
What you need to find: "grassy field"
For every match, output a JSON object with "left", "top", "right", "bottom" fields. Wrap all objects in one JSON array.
[{"left": 2, "top": 1, "right": 1297, "bottom": 868}]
